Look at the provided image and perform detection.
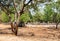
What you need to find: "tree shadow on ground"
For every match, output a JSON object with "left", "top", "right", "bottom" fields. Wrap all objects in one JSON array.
[
  {"left": 0, "top": 27, "right": 14, "bottom": 35},
  {"left": 17, "top": 32, "right": 35, "bottom": 37},
  {"left": 0, "top": 27, "right": 35, "bottom": 36}
]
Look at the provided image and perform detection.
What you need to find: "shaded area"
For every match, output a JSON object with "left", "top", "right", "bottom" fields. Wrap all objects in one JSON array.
[{"left": 0, "top": 27, "right": 14, "bottom": 35}]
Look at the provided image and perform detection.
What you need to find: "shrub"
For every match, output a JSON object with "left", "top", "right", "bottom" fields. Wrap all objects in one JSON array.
[
  {"left": 0, "top": 12, "right": 9, "bottom": 22},
  {"left": 20, "top": 13, "right": 30, "bottom": 23}
]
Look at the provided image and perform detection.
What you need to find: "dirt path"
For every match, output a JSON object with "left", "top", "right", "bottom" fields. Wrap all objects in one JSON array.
[{"left": 0, "top": 24, "right": 60, "bottom": 41}]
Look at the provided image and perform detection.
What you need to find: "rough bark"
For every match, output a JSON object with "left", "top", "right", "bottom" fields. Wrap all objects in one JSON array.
[{"left": 12, "top": 0, "right": 18, "bottom": 35}]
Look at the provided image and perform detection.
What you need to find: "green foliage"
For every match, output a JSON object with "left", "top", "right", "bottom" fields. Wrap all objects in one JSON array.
[
  {"left": 31, "top": 12, "right": 44, "bottom": 22},
  {"left": 0, "top": 11, "right": 9, "bottom": 22},
  {"left": 32, "top": 12, "right": 41, "bottom": 22},
  {"left": 57, "top": 13, "right": 60, "bottom": 22},
  {"left": 10, "top": 14, "right": 14, "bottom": 22},
  {"left": 52, "top": 13, "right": 60, "bottom": 23},
  {"left": 20, "top": 13, "right": 31, "bottom": 23},
  {"left": 44, "top": 5, "right": 54, "bottom": 22}
]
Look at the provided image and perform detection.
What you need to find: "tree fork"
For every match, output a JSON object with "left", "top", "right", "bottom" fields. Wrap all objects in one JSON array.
[
  {"left": 14, "top": 22, "right": 18, "bottom": 36},
  {"left": 10, "top": 22, "right": 14, "bottom": 32}
]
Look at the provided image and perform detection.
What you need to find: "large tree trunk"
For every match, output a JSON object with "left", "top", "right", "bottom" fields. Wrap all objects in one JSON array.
[
  {"left": 10, "top": 22, "right": 18, "bottom": 35},
  {"left": 12, "top": 0, "right": 18, "bottom": 35},
  {"left": 10, "top": 22, "right": 14, "bottom": 32},
  {"left": 14, "top": 22, "right": 18, "bottom": 35}
]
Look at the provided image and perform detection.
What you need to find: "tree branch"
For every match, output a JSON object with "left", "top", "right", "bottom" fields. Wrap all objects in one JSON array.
[
  {"left": 20, "top": 0, "right": 32, "bottom": 15},
  {"left": 0, "top": 3, "right": 14, "bottom": 14}
]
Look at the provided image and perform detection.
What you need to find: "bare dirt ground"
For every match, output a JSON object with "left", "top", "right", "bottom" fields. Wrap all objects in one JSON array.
[{"left": 0, "top": 23, "right": 60, "bottom": 41}]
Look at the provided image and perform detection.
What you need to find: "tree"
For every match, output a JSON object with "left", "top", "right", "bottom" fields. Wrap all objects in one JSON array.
[
  {"left": 51, "top": 0, "right": 60, "bottom": 29},
  {"left": 0, "top": 0, "right": 33, "bottom": 35}
]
